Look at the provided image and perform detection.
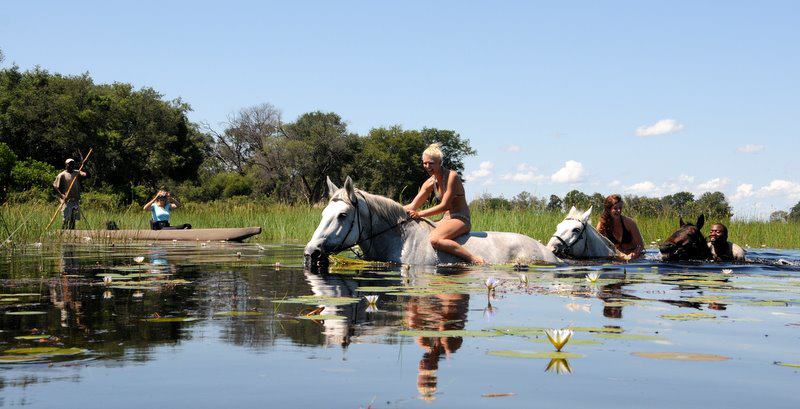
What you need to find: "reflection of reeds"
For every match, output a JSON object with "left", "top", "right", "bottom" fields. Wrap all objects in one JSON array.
[{"left": 2, "top": 202, "right": 797, "bottom": 247}]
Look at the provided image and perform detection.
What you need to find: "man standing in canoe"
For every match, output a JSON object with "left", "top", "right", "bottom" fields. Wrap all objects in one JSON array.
[{"left": 53, "top": 158, "right": 88, "bottom": 230}]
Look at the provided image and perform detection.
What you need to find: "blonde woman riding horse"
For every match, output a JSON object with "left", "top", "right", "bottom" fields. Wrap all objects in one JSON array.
[{"left": 403, "top": 143, "right": 485, "bottom": 264}]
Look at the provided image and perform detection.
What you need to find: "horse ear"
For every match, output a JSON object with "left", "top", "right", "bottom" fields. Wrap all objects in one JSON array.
[
  {"left": 581, "top": 206, "right": 593, "bottom": 223},
  {"left": 568, "top": 206, "right": 577, "bottom": 216},
  {"left": 326, "top": 176, "right": 339, "bottom": 199},
  {"left": 679, "top": 217, "right": 686, "bottom": 227},
  {"left": 696, "top": 214, "right": 705, "bottom": 230},
  {"left": 343, "top": 176, "right": 357, "bottom": 203}
]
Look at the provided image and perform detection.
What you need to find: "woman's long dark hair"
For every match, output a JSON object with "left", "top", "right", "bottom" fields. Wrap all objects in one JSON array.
[{"left": 599, "top": 194, "right": 623, "bottom": 239}]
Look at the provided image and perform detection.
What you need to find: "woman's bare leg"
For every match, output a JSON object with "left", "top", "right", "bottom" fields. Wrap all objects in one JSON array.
[{"left": 429, "top": 219, "right": 485, "bottom": 264}]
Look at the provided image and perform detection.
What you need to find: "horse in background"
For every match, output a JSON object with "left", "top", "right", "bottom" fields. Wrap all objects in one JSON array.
[
  {"left": 547, "top": 206, "right": 618, "bottom": 260},
  {"left": 304, "top": 177, "right": 561, "bottom": 267},
  {"left": 659, "top": 215, "right": 712, "bottom": 261}
]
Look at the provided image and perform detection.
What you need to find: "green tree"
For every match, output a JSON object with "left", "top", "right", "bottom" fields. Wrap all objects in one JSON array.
[
  {"left": 589, "top": 193, "right": 605, "bottom": 212},
  {"left": 275, "top": 111, "right": 360, "bottom": 203},
  {"left": 0, "top": 66, "right": 209, "bottom": 197},
  {"left": 546, "top": 194, "right": 563, "bottom": 212},
  {"left": 624, "top": 195, "right": 664, "bottom": 217},
  {"left": 563, "top": 190, "right": 590, "bottom": 211},
  {"left": 693, "top": 191, "right": 732, "bottom": 219},
  {"left": 11, "top": 159, "right": 57, "bottom": 191},
  {"left": 789, "top": 201, "right": 800, "bottom": 222},
  {"left": 0, "top": 142, "right": 17, "bottom": 200},
  {"left": 353, "top": 126, "right": 476, "bottom": 202},
  {"left": 662, "top": 191, "right": 695, "bottom": 215}
]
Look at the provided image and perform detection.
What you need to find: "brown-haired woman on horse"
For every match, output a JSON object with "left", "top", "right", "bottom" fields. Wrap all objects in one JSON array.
[{"left": 596, "top": 194, "right": 645, "bottom": 260}]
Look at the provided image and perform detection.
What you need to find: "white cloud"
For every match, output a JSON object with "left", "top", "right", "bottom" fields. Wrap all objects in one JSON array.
[
  {"left": 501, "top": 163, "right": 545, "bottom": 183},
  {"left": 550, "top": 160, "right": 585, "bottom": 183},
  {"left": 482, "top": 178, "right": 495, "bottom": 187},
  {"left": 502, "top": 144, "right": 521, "bottom": 153},
  {"left": 757, "top": 179, "right": 800, "bottom": 199},
  {"left": 635, "top": 119, "right": 684, "bottom": 137},
  {"left": 697, "top": 177, "right": 730, "bottom": 191},
  {"left": 624, "top": 181, "right": 657, "bottom": 194},
  {"left": 678, "top": 174, "right": 695, "bottom": 183},
  {"left": 731, "top": 183, "right": 754, "bottom": 201},
  {"left": 467, "top": 161, "right": 494, "bottom": 181},
  {"left": 608, "top": 180, "right": 622, "bottom": 189},
  {"left": 737, "top": 144, "right": 764, "bottom": 154}
]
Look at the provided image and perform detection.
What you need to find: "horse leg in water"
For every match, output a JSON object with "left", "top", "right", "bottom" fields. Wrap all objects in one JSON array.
[{"left": 429, "top": 218, "right": 485, "bottom": 264}]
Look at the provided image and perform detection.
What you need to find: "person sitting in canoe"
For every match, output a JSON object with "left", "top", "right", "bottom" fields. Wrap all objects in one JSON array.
[{"left": 143, "top": 190, "right": 191, "bottom": 230}]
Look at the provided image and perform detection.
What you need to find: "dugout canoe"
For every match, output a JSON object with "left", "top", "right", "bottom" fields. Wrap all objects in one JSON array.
[{"left": 60, "top": 227, "right": 262, "bottom": 242}]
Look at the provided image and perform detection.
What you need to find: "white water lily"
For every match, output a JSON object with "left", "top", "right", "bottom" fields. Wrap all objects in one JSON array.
[
  {"left": 103, "top": 276, "right": 113, "bottom": 285},
  {"left": 721, "top": 269, "right": 733, "bottom": 275},
  {"left": 236, "top": 252, "right": 242, "bottom": 258},
  {"left": 103, "top": 290, "right": 113, "bottom": 299},
  {"left": 544, "top": 328, "right": 574, "bottom": 352},
  {"left": 274, "top": 262, "right": 282, "bottom": 269},
  {"left": 485, "top": 277, "right": 499, "bottom": 292},
  {"left": 365, "top": 304, "right": 379, "bottom": 313},
  {"left": 364, "top": 295, "right": 379, "bottom": 305},
  {"left": 133, "top": 256, "right": 145, "bottom": 263},
  {"left": 132, "top": 291, "right": 144, "bottom": 298},
  {"left": 585, "top": 272, "right": 600, "bottom": 283}
]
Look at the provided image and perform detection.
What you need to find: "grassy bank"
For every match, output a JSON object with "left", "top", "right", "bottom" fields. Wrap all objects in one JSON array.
[{"left": 1, "top": 202, "right": 798, "bottom": 248}]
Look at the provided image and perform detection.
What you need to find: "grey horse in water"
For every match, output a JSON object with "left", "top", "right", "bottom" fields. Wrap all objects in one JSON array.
[
  {"left": 304, "top": 177, "right": 560, "bottom": 266},
  {"left": 547, "top": 206, "right": 619, "bottom": 260}
]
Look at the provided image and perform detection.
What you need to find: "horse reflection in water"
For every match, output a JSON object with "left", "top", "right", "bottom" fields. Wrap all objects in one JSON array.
[
  {"left": 404, "top": 292, "right": 469, "bottom": 401},
  {"left": 302, "top": 271, "right": 358, "bottom": 347}
]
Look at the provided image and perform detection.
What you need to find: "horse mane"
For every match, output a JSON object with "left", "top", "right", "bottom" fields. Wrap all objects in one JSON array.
[{"left": 331, "top": 188, "right": 408, "bottom": 225}]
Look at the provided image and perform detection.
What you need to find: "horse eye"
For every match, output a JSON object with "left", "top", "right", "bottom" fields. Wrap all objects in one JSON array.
[
  {"left": 572, "top": 228, "right": 580, "bottom": 233},
  {"left": 338, "top": 212, "right": 347, "bottom": 219}
]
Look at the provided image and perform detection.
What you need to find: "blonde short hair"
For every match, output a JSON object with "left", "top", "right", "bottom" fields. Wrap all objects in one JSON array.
[{"left": 422, "top": 143, "right": 443, "bottom": 162}]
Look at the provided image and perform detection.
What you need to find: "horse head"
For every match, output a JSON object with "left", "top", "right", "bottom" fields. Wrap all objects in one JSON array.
[
  {"left": 547, "top": 206, "right": 593, "bottom": 257},
  {"left": 304, "top": 176, "right": 365, "bottom": 267},
  {"left": 659, "top": 214, "right": 711, "bottom": 261}
]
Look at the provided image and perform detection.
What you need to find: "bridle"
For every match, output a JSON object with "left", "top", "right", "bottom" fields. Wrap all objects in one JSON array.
[
  {"left": 550, "top": 218, "right": 588, "bottom": 256},
  {"left": 327, "top": 191, "right": 411, "bottom": 257}
]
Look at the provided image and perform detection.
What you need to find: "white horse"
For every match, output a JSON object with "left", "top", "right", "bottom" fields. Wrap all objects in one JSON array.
[
  {"left": 304, "top": 177, "right": 560, "bottom": 266},
  {"left": 546, "top": 206, "right": 618, "bottom": 259}
]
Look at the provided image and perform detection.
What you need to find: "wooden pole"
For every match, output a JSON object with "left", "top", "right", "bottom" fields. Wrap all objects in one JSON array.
[{"left": 42, "top": 148, "right": 93, "bottom": 235}]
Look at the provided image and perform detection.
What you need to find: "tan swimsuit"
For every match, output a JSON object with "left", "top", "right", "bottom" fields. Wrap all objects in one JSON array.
[{"left": 433, "top": 169, "right": 471, "bottom": 226}]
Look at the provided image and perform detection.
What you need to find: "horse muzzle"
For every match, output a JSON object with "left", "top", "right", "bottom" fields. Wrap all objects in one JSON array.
[{"left": 303, "top": 240, "right": 329, "bottom": 268}]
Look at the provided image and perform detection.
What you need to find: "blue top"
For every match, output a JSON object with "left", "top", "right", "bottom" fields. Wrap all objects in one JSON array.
[{"left": 151, "top": 203, "right": 171, "bottom": 222}]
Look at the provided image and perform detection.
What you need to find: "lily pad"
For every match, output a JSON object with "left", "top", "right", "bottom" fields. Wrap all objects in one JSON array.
[
  {"left": 632, "top": 352, "right": 729, "bottom": 361},
  {"left": 492, "top": 326, "right": 548, "bottom": 336},
  {"left": 775, "top": 362, "right": 800, "bottom": 369},
  {"left": 298, "top": 314, "right": 347, "bottom": 320},
  {"left": 398, "top": 329, "right": 502, "bottom": 337},
  {"left": 0, "top": 298, "right": 20, "bottom": 302},
  {"left": 213, "top": 311, "right": 264, "bottom": 317},
  {"left": 5, "top": 311, "right": 47, "bottom": 316},
  {"left": 488, "top": 350, "right": 584, "bottom": 359},
  {"left": 0, "top": 355, "right": 42, "bottom": 363},
  {"left": 272, "top": 296, "right": 361, "bottom": 306},
  {"left": 0, "top": 293, "right": 41, "bottom": 297},
  {"left": 4, "top": 347, "right": 87, "bottom": 356},
  {"left": 594, "top": 333, "right": 666, "bottom": 341},
  {"left": 569, "top": 326, "right": 624, "bottom": 333},
  {"left": 143, "top": 317, "right": 200, "bottom": 323},
  {"left": 660, "top": 312, "right": 716, "bottom": 321},
  {"left": 14, "top": 335, "right": 51, "bottom": 340},
  {"left": 354, "top": 286, "right": 403, "bottom": 292}
]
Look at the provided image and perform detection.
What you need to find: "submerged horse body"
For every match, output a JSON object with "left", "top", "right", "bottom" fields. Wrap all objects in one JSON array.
[
  {"left": 546, "top": 206, "right": 618, "bottom": 260},
  {"left": 304, "top": 177, "right": 560, "bottom": 266}
]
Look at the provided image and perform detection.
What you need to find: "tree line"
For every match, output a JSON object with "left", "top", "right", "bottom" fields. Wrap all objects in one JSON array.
[
  {"left": 0, "top": 63, "right": 473, "bottom": 206},
  {"left": 1, "top": 59, "right": 799, "bottom": 220}
]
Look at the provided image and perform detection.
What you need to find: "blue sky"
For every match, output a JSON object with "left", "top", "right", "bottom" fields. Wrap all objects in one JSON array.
[{"left": 2, "top": 1, "right": 798, "bottom": 218}]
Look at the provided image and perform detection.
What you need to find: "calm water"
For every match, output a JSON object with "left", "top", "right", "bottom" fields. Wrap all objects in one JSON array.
[{"left": 1, "top": 243, "right": 799, "bottom": 408}]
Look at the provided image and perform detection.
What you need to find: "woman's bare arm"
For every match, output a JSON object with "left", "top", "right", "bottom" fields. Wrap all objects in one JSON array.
[
  {"left": 404, "top": 178, "right": 435, "bottom": 212},
  {"left": 418, "top": 173, "right": 458, "bottom": 218}
]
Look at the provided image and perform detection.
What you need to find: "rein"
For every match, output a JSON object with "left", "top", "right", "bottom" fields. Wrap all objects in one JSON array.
[
  {"left": 551, "top": 218, "right": 588, "bottom": 256},
  {"left": 328, "top": 192, "right": 412, "bottom": 258}
]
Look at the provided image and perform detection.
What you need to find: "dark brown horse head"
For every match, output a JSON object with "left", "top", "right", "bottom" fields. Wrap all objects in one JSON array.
[{"left": 659, "top": 214, "right": 712, "bottom": 261}]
